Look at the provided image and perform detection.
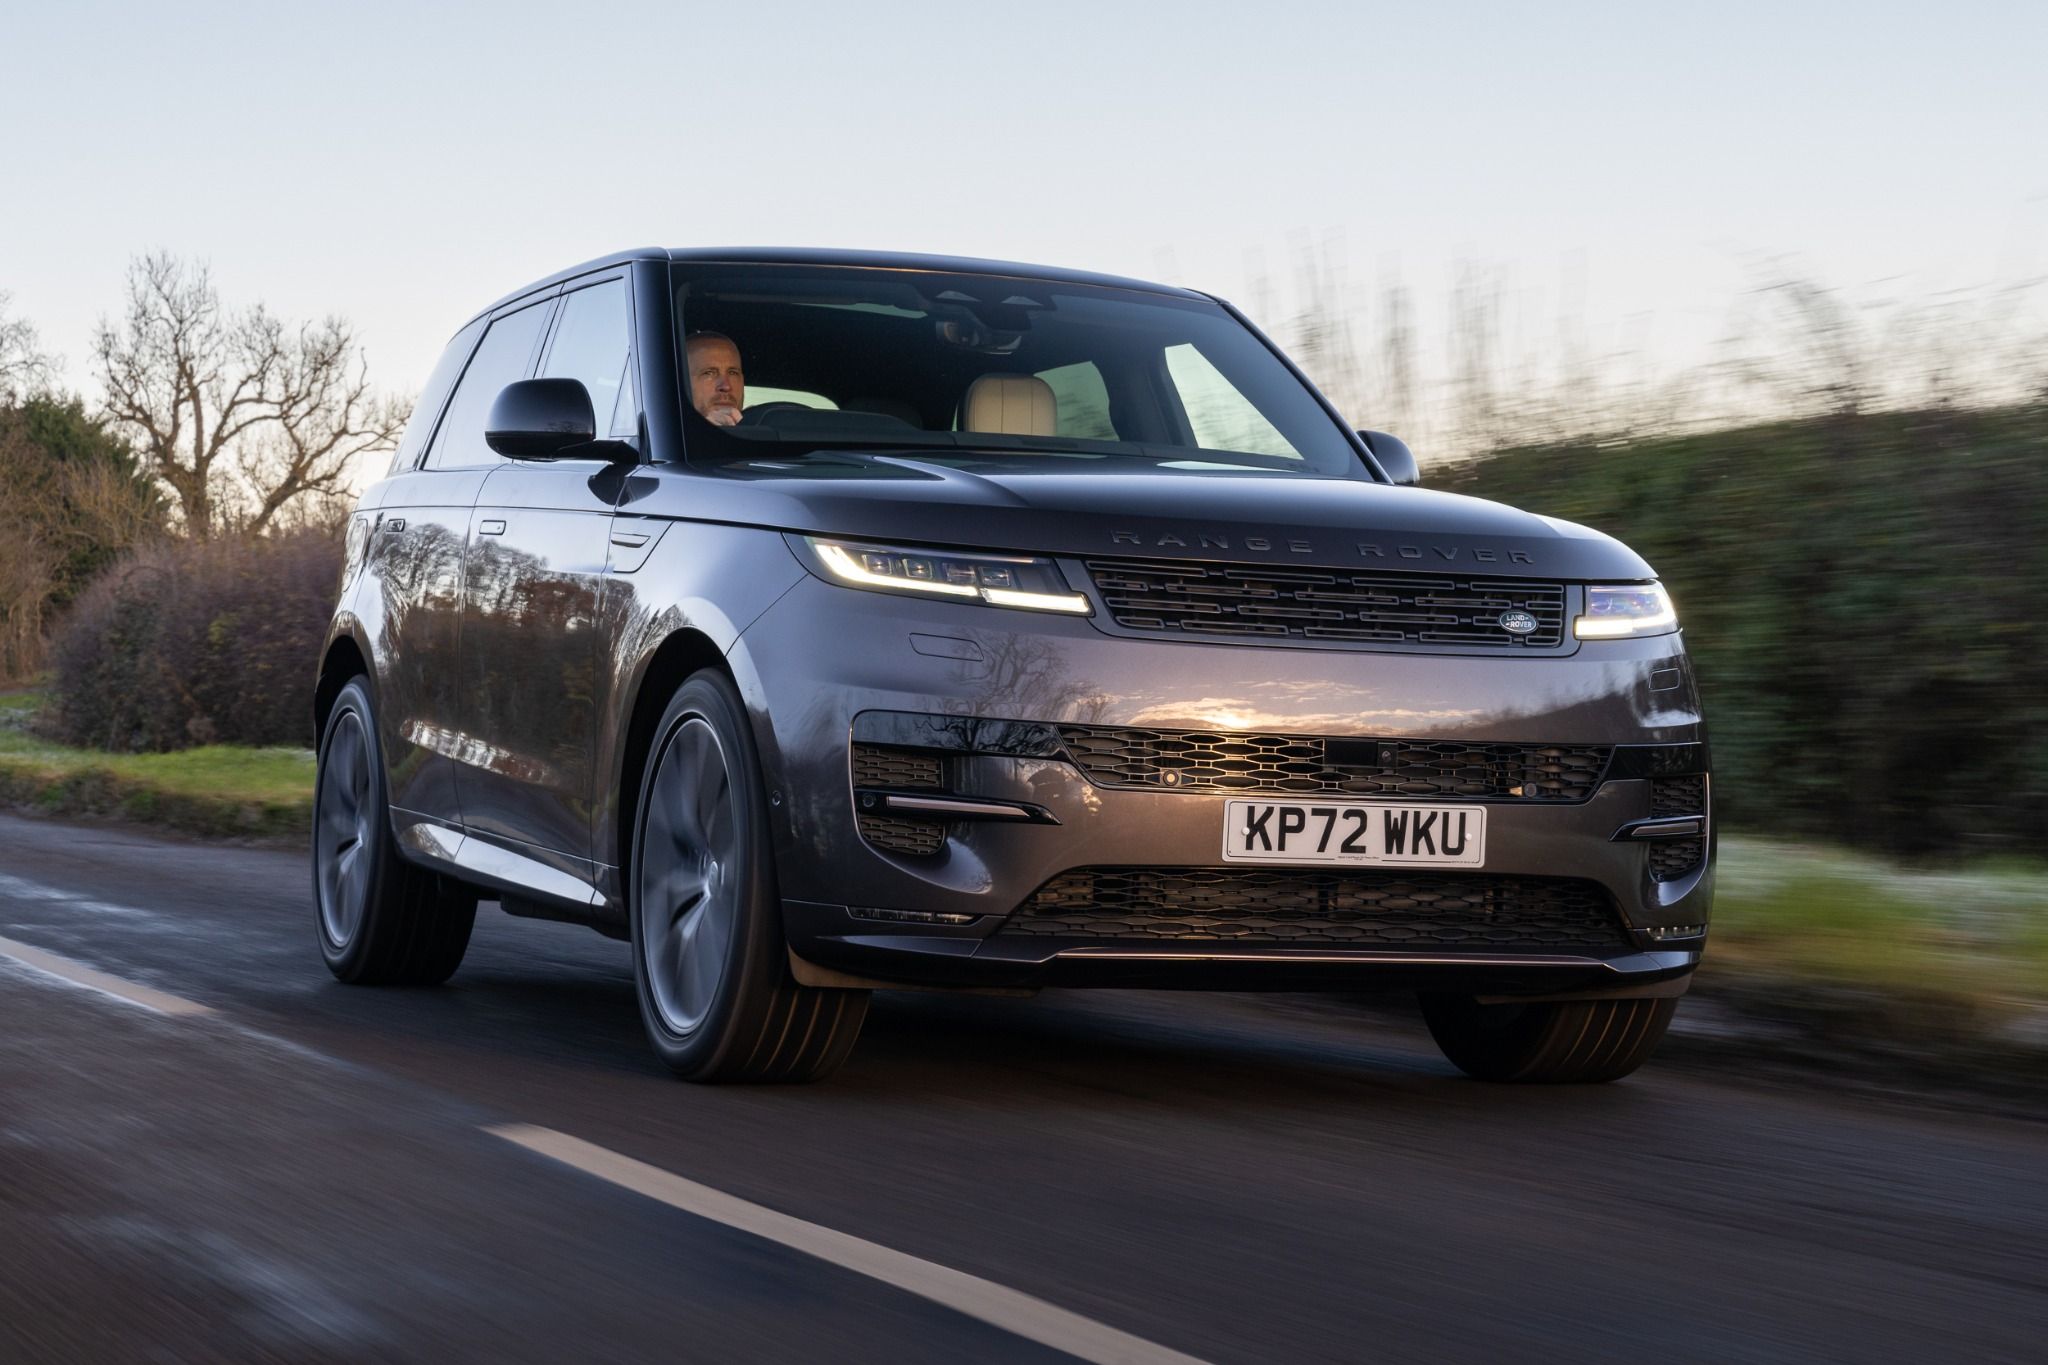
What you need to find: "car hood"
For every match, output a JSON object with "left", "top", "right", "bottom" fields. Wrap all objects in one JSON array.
[{"left": 613, "top": 452, "right": 1655, "bottom": 581}]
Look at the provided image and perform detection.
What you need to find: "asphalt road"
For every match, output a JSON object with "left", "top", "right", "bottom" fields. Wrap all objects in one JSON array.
[{"left": 1, "top": 811, "right": 2042, "bottom": 1364}]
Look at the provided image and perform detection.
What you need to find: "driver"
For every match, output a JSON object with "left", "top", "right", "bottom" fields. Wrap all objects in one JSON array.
[{"left": 685, "top": 331, "right": 745, "bottom": 427}]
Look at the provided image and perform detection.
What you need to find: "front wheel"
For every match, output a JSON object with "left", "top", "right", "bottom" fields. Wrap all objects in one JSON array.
[
  {"left": 1420, "top": 993, "right": 1677, "bottom": 1083},
  {"left": 630, "top": 670, "right": 868, "bottom": 1082}
]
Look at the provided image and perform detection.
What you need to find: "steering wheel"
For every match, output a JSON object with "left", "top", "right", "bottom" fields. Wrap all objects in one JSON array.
[{"left": 736, "top": 401, "right": 809, "bottom": 426}]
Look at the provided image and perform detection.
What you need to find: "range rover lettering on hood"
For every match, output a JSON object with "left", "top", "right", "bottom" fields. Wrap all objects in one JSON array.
[
  {"left": 1109, "top": 529, "right": 1536, "bottom": 565},
  {"left": 630, "top": 456, "right": 1658, "bottom": 579}
]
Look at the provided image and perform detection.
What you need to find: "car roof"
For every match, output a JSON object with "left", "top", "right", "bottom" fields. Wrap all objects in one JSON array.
[
  {"left": 464, "top": 246, "right": 1210, "bottom": 329},
  {"left": 665, "top": 247, "right": 1210, "bottom": 300}
]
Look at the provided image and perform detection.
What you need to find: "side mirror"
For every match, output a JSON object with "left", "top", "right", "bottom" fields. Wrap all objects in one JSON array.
[
  {"left": 1359, "top": 430, "right": 1421, "bottom": 487},
  {"left": 486, "top": 378, "right": 596, "bottom": 459}
]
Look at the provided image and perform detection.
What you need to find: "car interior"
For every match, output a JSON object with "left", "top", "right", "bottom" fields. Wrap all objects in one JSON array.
[{"left": 674, "top": 269, "right": 1337, "bottom": 472}]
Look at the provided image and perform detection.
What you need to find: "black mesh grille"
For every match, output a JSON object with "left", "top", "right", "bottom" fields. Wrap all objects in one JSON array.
[
  {"left": 853, "top": 745, "right": 946, "bottom": 854},
  {"left": 853, "top": 744, "right": 944, "bottom": 790},
  {"left": 1058, "top": 725, "right": 1609, "bottom": 801},
  {"left": 856, "top": 813, "right": 945, "bottom": 856},
  {"left": 1648, "top": 776, "right": 1706, "bottom": 880},
  {"left": 1651, "top": 775, "right": 1706, "bottom": 817},
  {"left": 1001, "top": 868, "right": 1631, "bottom": 951},
  {"left": 1649, "top": 840, "right": 1705, "bottom": 881},
  {"left": 1085, "top": 558, "right": 1568, "bottom": 648}
]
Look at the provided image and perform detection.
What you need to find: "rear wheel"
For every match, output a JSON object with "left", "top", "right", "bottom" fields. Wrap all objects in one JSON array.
[
  {"left": 630, "top": 670, "right": 867, "bottom": 1082},
  {"left": 1420, "top": 993, "right": 1677, "bottom": 1083},
  {"left": 313, "top": 677, "right": 477, "bottom": 985}
]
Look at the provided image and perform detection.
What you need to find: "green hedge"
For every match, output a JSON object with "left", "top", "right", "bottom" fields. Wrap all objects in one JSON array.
[
  {"left": 1444, "top": 405, "right": 2048, "bottom": 854},
  {"left": 45, "top": 529, "right": 342, "bottom": 752}
]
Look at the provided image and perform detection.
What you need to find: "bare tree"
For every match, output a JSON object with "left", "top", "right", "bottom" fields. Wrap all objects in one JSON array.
[
  {"left": 0, "top": 291, "right": 55, "bottom": 404},
  {"left": 92, "top": 253, "right": 407, "bottom": 539}
]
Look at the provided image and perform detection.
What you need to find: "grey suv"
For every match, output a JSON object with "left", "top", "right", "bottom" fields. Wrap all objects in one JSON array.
[{"left": 312, "top": 249, "right": 1712, "bottom": 1083}]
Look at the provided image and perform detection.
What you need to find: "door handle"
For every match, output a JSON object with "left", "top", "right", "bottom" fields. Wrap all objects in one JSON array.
[
  {"left": 609, "top": 531, "right": 649, "bottom": 549},
  {"left": 479, "top": 519, "right": 507, "bottom": 536},
  {"left": 382, "top": 517, "right": 407, "bottom": 533}
]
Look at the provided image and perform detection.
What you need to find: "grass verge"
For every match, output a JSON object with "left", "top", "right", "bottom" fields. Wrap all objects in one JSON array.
[
  {"left": 0, "top": 691, "right": 313, "bottom": 841},
  {"left": 1681, "top": 838, "right": 2048, "bottom": 1091}
]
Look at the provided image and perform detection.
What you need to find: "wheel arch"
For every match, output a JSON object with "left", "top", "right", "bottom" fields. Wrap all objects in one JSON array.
[
  {"left": 613, "top": 628, "right": 732, "bottom": 881},
  {"left": 313, "top": 626, "right": 373, "bottom": 738}
]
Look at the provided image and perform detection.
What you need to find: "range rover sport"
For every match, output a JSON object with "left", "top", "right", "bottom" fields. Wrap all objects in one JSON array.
[{"left": 312, "top": 248, "right": 1712, "bottom": 1083}]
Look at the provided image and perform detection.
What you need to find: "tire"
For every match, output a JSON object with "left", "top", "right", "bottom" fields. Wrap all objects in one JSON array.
[
  {"left": 1420, "top": 993, "right": 1678, "bottom": 1083},
  {"left": 313, "top": 677, "right": 477, "bottom": 985},
  {"left": 630, "top": 669, "right": 868, "bottom": 1082}
]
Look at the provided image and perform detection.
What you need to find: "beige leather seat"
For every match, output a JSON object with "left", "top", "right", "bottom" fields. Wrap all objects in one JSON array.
[{"left": 961, "top": 373, "right": 1058, "bottom": 437}]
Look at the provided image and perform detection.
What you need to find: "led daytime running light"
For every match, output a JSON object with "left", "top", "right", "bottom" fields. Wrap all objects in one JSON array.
[
  {"left": 809, "top": 539, "right": 1092, "bottom": 615},
  {"left": 815, "top": 542, "right": 976, "bottom": 597},
  {"left": 1574, "top": 584, "right": 1678, "bottom": 639}
]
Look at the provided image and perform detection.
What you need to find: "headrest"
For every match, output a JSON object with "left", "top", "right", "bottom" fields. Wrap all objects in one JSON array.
[{"left": 961, "top": 373, "right": 1057, "bottom": 437}]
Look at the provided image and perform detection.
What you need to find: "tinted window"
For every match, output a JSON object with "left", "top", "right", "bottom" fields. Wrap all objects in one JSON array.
[
  {"left": 1164, "top": 343, "right": 1299, "bottom": 459},
  {"left": 609, "top": 358, "right": 640, "bottom": 438},
  {"left": 541, "top": 280, "right": 630, "bottom": 442},
  {"left": 388, "top": 319, "right": 484, "bottom": 475},
  {"left": 425, "top": 299, "right": 551, "bottom": 470},
  {"left": 674, "top": 265, "right": 1364, "bottom": 478}
]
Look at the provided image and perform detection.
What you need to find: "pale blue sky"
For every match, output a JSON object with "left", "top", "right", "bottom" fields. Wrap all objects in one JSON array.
[{"left": 5, "top": 0, "right": 2043, "bottom": 421}]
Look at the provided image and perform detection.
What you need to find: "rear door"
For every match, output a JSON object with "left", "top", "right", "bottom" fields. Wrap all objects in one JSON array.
[{"left": 457, "top": 274, "right": 634, "bottom": 873}]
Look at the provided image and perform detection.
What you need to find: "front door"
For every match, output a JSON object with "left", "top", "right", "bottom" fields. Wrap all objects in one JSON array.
[
  {"left": 454, "top": 277, "right": 636, "bottom": 874},
  {"left": 457, "top": 461, "right": 619, "bottom": 869}
]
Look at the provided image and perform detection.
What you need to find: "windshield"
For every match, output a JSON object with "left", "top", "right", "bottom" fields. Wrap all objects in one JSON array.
[{"left": 673, "top": 264, "right": 1369, "bottom": 479}]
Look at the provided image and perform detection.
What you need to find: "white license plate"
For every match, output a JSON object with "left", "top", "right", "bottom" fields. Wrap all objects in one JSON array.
[{"left": 1221, "top": 799, "right": 1486, "bottom": 867}]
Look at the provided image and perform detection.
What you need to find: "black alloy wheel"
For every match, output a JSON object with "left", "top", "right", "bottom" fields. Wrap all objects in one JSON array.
[
  {"left": 313, "top": 677, "right": 477, "bottom": 985},
  {"left": 630, "top": 669, "right": 868, "bottom": 1082}
]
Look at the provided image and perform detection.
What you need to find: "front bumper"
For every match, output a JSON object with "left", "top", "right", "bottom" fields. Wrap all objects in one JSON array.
[{"left": 734, "top": 576, "right": 1713, "bottom": 995}]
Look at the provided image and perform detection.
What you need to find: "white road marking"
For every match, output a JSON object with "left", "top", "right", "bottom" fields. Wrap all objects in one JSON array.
[
  {"left": 0, "top": 870, "right": 151, "bottom": 915},
  {"left": 0, "top": 934, "right": 213, "bottom": 1017},
  {"left": 487, "top": 1124, "right": 1214, "bottom": 1365}
]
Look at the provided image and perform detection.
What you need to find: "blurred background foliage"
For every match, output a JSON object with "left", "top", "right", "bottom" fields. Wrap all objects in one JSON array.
[
  {"left": 1444, "top": 404, "right": 2048, "bottom": 856},
  {"left": 0, "top": 395, "right": 164, "bottom": 679}
]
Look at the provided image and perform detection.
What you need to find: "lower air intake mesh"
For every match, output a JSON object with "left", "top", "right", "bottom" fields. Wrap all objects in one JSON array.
[{"left": 1001, "top": 868, "right": 1632, "bottom": 951}]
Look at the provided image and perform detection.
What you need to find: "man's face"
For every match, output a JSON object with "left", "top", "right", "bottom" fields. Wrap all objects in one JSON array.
[{"left": 688, "top": 336, "right": 745, "bottom": 427}]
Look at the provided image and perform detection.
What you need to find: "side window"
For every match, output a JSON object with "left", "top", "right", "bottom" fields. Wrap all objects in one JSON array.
[
  {"left": 541, "top": 280, "right": 630, "bottom": 442},
  {"left": 1034, "top": 361, "right": 1118, "bottom": 440},
  {"left": 388, "top": 319, "right": 484, "bottom": 475},
  {"left": 609, "top": 356, "right": 641, "bottom": 438},
  {"left": 424, "top": 299, "right": 552, "bottom": 470},
  {"left": 1163, "top": 343, "right": 1302, "bottom": 460}
]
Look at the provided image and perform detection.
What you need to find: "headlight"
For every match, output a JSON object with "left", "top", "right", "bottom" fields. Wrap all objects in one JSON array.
[
  {"left": 1575, "top": 583, "right": 1678, "bottom": 639},
  {"left": 794, "top": 536, "right": 1093, "bottom": 615}
]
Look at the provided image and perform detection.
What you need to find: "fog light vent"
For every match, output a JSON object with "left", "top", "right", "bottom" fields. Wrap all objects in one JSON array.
[
  {"left": 853, "top": 744, "right": 945, "bottom": 790},
  {"left": 856, "top": 812, "right": 945, "bottom": 856},
  {"left": 1650, "top": 775, "right": 1706, "bottom": 818},
  {"left": 1648, "top": 838, "right": 1705, "bottom": 882}
]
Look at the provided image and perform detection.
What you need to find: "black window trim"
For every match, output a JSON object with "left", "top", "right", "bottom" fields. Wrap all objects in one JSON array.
[
  {"left": 393, "top": 315, "right": 487, "bottom": 476},
  {"left": 418, "top": 289, "right": 562, "bottom": 473},
  {"left": 534, "top": 269, "right": 641, "bottom": 456}
]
